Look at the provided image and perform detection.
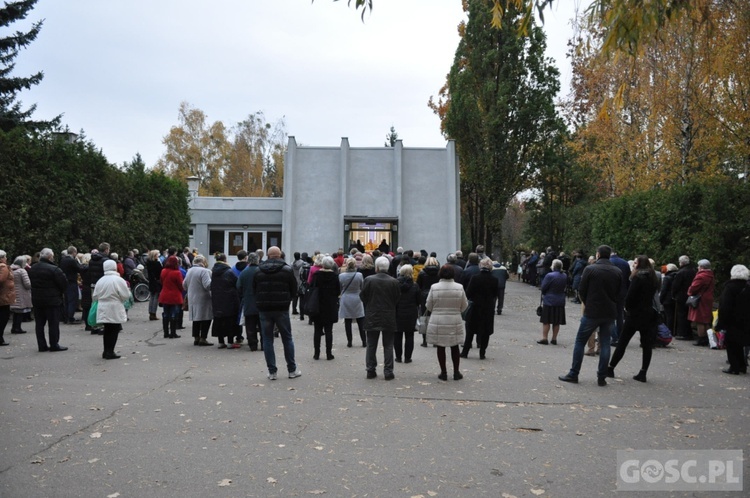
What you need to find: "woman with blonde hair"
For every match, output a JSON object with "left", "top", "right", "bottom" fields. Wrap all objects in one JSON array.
[
  {"left": 339, "top": 258, "right": 366, "bottom": 347},
  {"left": 395, "top": 264, "right": 420, "bottom": 363},
  {"left": 358, "top": 254, "right": 376, "bottom": 279}
]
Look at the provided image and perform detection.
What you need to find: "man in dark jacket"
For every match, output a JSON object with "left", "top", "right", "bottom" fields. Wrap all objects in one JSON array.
[
  {"left": 541, "top": 247, "right": 555, "bottom": 279},
  {"left": 671, "top": 255, "right": 697, "bottom": 340},
  {"left": 28, "top": 248, "right": 68, "bottom": 352},
  {"left": 459, "top": 253, "right": 481, "bottom": 290},
  {"left": 559, "top": 245, "right": 622, "bottom": 386},
  {"left": 388, "top": 247, "right": 404, "bottom": 277},
  {"left": 253, "top": 246, "right": 301, "bottom": 380},
  {"left": 59, "top": 246, "right": 83, "bottom": 324},
  {"left": 237, "top": 252, "right": 261, "bottom": 351},
  {"left": 87, "top": 242, "right": 111, "bottom": 287},
  {"left": 360, "top": 256, "right": 400, "bottom": 380},
  {"left": 491, "top": 261, "right": 510, "bottom": 315},
  {"left": 446, "top": 253, "right": 464, "bottom": 284}
]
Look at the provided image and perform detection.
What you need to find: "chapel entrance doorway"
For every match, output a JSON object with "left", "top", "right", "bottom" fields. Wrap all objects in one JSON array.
[{"left": 343, "top": 217, "right": 398, "bottom": 254}]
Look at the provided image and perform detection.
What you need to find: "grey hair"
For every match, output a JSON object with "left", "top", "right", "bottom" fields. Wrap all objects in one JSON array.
[
  {"left": 479, "top": 258, "right": 493, "bottom": 271},
  {"left": 698, "top": 259, "right": 711, "bottom": 269},
  {"left": 40, "top": 248, "right": 54, "bottom": 259},
  {"left": 13, "top": 256, "right": 26, "bottom": 267},
  {"left": 446, "top": 253, "right": 457, "bottom": 263},
  {"left": 399, "top": 264, "right": 414, "bottom": 278},
  {"left": 247, "top": 252, "right": 259, "bottom": 265},
  {"left": 679, "top": 255, "right": 690, "bottom": 266},
  {"left": 730, "top": 264, "right": 750, "bottom": 280},
  {"left": 0, "top": 250, "right": 6, "bottom": 259},
  {"left": 321, "top": 256, "right": 335, "bottom": 270},
  {"left": 193, "top": 255, "right": 207, "bottom": 267},
  {"left": 375, "top": 256, "right": 390, "bottom": 273},
  {"left": 552, "top": 259, "right": 563, "bottom": 271}
]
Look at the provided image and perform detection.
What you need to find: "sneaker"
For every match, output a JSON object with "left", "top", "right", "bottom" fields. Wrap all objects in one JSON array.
[
  {"left": 288, "top": 369, "right": 302, "bottom": 379},
  {"left": 267, "top": 372, "right": 277, "bottom": 380}
]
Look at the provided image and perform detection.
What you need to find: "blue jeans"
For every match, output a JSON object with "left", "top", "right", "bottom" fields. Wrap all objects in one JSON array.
[
  {"left": 260, "top": 311, "right": 296, "bottom": 374},
  {"left": 568, "top": 316, "right": 613, "bottom": 380},
  {"left": 162, "top": 304, "right": 181, "bottom": 319}
]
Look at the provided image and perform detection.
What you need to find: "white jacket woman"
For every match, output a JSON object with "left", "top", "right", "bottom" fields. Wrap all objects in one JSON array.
[
  {"left": 426, "top": 274, "right": 468, "bottom": 347},
  {"left": 92, "top": 260, "right": 131, "bottom": 359}
]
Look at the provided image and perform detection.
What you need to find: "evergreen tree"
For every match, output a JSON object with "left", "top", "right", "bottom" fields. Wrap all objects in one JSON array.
[
  {"left": 0, "top": 0, "right": 57, "bottom": 132},
  {"left": 436, "top": 0, "right": 561, "bottom": 254},
  {"left": 384, "top": 125, "right": 398, "bottom": 147}
]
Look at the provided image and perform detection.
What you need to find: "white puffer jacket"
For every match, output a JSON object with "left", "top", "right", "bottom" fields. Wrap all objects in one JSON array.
[
  {"left": 93, "top": 270, "right": 131, "bottom": 324},
  {"left": 425, "top": 279, "right": 468, "bottom": 347}
]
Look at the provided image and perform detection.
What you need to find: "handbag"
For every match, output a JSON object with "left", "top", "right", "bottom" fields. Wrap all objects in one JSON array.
[
  {"left": 88, "top": 301, "right": 100, "bottom": 327},
  {"left": 686, "top": 294, "right": 701, "bottom": 308},
  {"left": 536, "top": 294, "right": 543, "bottom": 317},
  {"left": 418, "top": 311, "right": 430, "bottom": 335},
  {"left": 304, "top": 286, "right": 320, "bottom": 316},
  {"left": 182, "top": 295, "right": 189, "bottom": 311}
]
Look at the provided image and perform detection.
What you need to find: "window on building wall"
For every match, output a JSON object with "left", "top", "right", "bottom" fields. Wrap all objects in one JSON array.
[
  {"left": 209, "top": 230, "right": 224, "bottom": 255},
  {"left": 268, "top": 231, "right": 282, "bottom": 249},
  {"left": 246, "top": 233, "right": 262, "bottom": 252},
  {"left": 227, "top": 232, "right": 244, "bottom": 256}
]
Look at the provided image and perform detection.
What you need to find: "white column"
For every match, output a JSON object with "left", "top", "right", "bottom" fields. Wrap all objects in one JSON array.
[{"left": 282, "top": 136, "right": 298, "bottom": 259}]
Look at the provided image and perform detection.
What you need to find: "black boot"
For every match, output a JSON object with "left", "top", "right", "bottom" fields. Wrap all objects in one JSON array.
[
  {"left": 162, "top": 317, "right": 169, "bottom": 339},
  {"left": 633, "top": 370, "right": 647, "bottom": 382},
  {"left": 103, "top": 332, "right": 120, "bottom": 359},
  {"left": 169, "top": 319, "right": 180, "bottom": 339},
  {"left": 345, "top": 329, "right": 353, "bottom": 348}
]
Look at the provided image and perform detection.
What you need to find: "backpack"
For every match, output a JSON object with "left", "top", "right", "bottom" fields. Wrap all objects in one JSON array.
[
  {"left": 654, "top": 323, "right": 672, "bottom": 347},
  {"left": 298, "top": 263, "right": 311, "bottom": 295}
]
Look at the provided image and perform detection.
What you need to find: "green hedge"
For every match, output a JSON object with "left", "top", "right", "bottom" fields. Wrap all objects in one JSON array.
[
  {"left": 0, "top": 129, "right": 190, "bottom": 259},
  {"left": 562, "top": 179, "right": 750, "bottom": 287}
]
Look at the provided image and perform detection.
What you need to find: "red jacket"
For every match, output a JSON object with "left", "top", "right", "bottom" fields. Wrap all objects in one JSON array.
[
  {"left": 158, "top": 268, "right": 184, "bottom": 305},
  {"left": 687, "top": 269, "right": 714, "bottom": 324}
]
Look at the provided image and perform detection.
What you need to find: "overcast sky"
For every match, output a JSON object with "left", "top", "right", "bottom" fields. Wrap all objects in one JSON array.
[{"left": 13, "top": 0, "right": 582, "bottom": 167}]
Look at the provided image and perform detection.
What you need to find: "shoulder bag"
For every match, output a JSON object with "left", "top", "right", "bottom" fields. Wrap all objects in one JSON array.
[
  {"left": 536, "top": 293, "right": 543, "bottom": 317},
  {"left": 686, "top": 294, "right": 701, "bottom": 309}
]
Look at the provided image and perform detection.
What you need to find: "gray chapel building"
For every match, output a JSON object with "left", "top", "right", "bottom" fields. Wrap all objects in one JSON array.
[{"left": 188, "top": 137, "right": 461, "bottom": 265}]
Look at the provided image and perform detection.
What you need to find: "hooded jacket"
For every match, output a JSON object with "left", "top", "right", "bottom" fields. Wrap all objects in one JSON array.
[{"left": 253, "top": 258, "right": 297, "bottom": 312}]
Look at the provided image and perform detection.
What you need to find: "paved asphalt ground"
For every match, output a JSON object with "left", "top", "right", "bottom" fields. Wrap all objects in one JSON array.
[{"left": 1, "top": 279, "right": 748, "bottom": 498}]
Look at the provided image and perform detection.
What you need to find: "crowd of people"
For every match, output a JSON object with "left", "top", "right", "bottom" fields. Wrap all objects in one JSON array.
[
  {"left": 519, "top": 245, "right": 750, "bottom": 384},
  {"left": 1, "top": 242, "right": 748, "bottom": 383}
]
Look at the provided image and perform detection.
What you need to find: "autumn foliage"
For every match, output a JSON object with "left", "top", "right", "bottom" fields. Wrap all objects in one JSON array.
[{"left": 155, "top": 102, "right": 286, "bottom": 197}]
